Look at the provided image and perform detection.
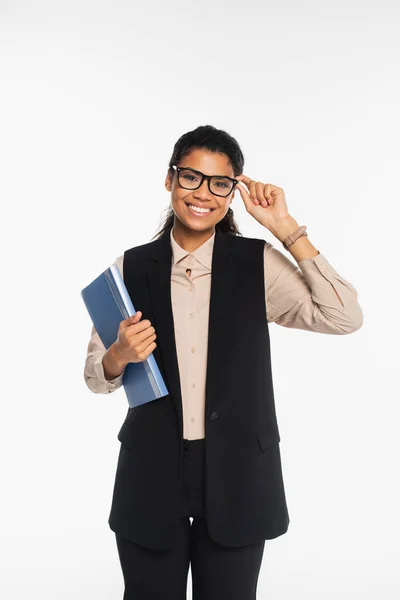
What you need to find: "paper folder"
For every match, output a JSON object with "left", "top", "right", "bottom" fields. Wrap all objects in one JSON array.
[{"left": 81, "top": 264, "right": 169, "bottom": 407}]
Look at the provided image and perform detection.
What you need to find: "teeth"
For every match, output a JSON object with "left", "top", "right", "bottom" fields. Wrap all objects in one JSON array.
[{"left": 188, "top": 204, "right": 211, "bottom": 213}]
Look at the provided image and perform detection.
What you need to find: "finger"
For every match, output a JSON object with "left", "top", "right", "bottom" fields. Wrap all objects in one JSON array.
[
  {"left": 248, "top": 179, "right": 260, "bottom": 205},
  {"left": 235, "top": 181, "right": 254, "bottom": 212},
  {"left": 255, "top": 182, "right": 268, "bottom": 207},
  {"left": 128, "top": 311, "right": 142, "bottom": 325},
  {"left": 264, "top": 184, "right": 272, "bottom": 204},
  {"left": 236, "top": 174, "right": 252, "bottom": 186},
  {"left": 121, "top": 311, "right": 141, "bottom": 329},
  {"left": 236, "top": 175, "right": 259, "bottom": 203}
]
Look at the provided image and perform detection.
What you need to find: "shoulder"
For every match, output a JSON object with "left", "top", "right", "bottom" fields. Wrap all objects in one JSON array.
[
  {"left": 230, "top": 234, "right": 288, "bottom": 274},
  {"left": 113, "top": 235, "right": 166, "bottom": 278},
  {"left": 124, "top": 236, "right": 162, "bottom": 259},
  {"left": 229, "top": 232, "right": 270, "bottom": 254}
]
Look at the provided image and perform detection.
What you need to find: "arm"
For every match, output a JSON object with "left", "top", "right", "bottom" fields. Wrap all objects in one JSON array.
[
  {"left": 264, "top": 217, "right": 363, "bottom": 334},
  {"left": 83, "top": 325, "right": 126, "bottom": 394},
  {"left": 83, "top": 254, "right": 127, "bottom": 394}
]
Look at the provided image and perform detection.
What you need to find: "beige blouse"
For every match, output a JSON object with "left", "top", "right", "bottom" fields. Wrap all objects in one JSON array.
[{"left": 84, "top": 227, "right": 363, "bottom": 440}]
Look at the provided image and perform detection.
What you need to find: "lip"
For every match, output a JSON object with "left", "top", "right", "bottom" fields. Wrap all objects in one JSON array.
[
  {"left": 186, "top": 203, "right": 215, "bottom": 217},
  {"left": 185, "top": 203, "right": 216, "bottom": 210}
]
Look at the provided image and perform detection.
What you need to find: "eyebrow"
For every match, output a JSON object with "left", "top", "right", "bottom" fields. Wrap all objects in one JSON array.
[{"left": 182, "top": 166, "right": 233, "bottom": 178}]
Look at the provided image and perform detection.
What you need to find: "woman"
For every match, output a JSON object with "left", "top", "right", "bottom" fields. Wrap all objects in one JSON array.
[{"left": 84, "top": 125, "right": 363, "bottom": 599}]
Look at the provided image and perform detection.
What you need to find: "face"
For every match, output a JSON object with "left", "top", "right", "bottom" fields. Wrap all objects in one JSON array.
[{"left": 165, "top": 149, "right": 236, "bottom": 235}]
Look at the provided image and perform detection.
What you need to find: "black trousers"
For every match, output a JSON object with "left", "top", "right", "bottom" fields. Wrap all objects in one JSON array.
[{"left": 115, "top": 438, "right": 266, "bottom": 599}]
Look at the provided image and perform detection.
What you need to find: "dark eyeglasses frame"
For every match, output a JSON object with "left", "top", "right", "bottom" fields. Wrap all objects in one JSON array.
[{"left": 170, "top": 165, "right": 238, "bottom": 197}]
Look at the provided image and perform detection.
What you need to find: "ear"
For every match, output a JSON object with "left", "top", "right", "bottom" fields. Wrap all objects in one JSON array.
[{"left": 165, "top": 172, "right": 172, "bottom": 191}]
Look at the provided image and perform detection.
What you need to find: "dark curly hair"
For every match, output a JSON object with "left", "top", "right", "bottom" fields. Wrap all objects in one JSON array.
[{"left": 151, "top": 125, "right": 245, "bottom": 240}]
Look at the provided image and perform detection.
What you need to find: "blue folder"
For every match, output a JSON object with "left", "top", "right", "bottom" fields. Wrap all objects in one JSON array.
[{"left": 81, "top": 264, "right": 169, "bottom": 407}]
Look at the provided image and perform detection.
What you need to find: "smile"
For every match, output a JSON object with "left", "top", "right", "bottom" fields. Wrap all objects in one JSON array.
[{"left": 186, "top": 204, "right": 215, "bottom": 217}]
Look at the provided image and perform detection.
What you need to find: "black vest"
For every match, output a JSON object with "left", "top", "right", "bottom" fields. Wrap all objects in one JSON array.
[{"left": 108, "top": 226, "right": 290, "bottom": 550}]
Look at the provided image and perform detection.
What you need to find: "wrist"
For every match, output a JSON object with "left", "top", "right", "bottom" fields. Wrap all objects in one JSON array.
[
  {"left": 110, "top": 341, "right": 129, "bottom": 369},
  {"left": 269, "top": 216, "right": 300, "bottom": 242},
  {"left": 103, "top": 342, "right": 128, "bottom": 380}
]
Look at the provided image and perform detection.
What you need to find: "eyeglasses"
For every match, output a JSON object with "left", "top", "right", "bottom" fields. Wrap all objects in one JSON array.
[{"left": 171, "top": 165, "right": 238, "bottom": 197}]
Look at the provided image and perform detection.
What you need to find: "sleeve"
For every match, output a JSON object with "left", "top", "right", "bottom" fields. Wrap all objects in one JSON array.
[
  {"left": 83, "top": 255, "right": 126, "bottom": 394},
  {"left": 263, "top": 242, "right": 364, "bottom": 334}
]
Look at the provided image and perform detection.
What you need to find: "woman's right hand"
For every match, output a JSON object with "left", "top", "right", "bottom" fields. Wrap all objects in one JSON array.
[{"left": 114, "top": 311, "right": 157, "bottom": 365}]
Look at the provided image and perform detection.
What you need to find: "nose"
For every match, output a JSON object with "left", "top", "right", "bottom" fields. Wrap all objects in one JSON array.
[{"left": 194, "top": 178, "right": 212, "bottom": 199}]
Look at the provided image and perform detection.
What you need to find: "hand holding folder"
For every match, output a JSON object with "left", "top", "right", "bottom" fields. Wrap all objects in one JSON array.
[
  {"left": 81, "top": 263, "right": 169, "bottom": 407},
  {"left": 111, "top": 310, "right": 156, "bottom": 367}
]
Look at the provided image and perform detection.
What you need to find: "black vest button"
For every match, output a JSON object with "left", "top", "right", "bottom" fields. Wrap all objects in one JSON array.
[{"left": 209, "top": 411, "right": 218, "bottom": 421}]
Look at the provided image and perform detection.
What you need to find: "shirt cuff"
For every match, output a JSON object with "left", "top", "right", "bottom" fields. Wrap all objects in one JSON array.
[{"left": 92, "top": 353, "right": 125, "bottom": 392}]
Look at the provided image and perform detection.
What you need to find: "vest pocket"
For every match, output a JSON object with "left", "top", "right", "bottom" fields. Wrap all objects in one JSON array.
[
  {"left": 117, "top": 419, "right": 137, "bottom": 450},
  {"left": 256, "top": 427, "right": 281, "bottom": 452}
]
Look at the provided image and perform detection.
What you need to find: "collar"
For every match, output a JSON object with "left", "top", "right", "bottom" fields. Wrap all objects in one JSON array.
[{"left": 170, "top": 226, "right": 215, "bottom": 271}]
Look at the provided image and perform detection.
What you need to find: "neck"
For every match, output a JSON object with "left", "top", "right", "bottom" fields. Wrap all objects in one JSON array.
[{"left": 172, "top": 221, "right": 215, "bottom": 253}]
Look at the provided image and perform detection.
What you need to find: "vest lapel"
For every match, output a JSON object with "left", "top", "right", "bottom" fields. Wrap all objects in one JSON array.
[{"left": 146, "top": 226, "right": 237, "bottom": 435}]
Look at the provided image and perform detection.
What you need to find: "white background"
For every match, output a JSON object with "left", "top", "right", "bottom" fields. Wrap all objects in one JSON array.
[{"left": 1, "top": 1, "right": 399, "bottom": 598}]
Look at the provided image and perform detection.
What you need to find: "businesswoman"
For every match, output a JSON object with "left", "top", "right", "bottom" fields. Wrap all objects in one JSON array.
[{"left": 84, "top": 124, "right": 363, "bottom": 599}]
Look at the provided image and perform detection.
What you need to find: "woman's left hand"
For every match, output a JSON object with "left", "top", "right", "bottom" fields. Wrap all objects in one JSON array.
[{"left": 234, "top": 174, "right": 291, "bottom": 232}]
